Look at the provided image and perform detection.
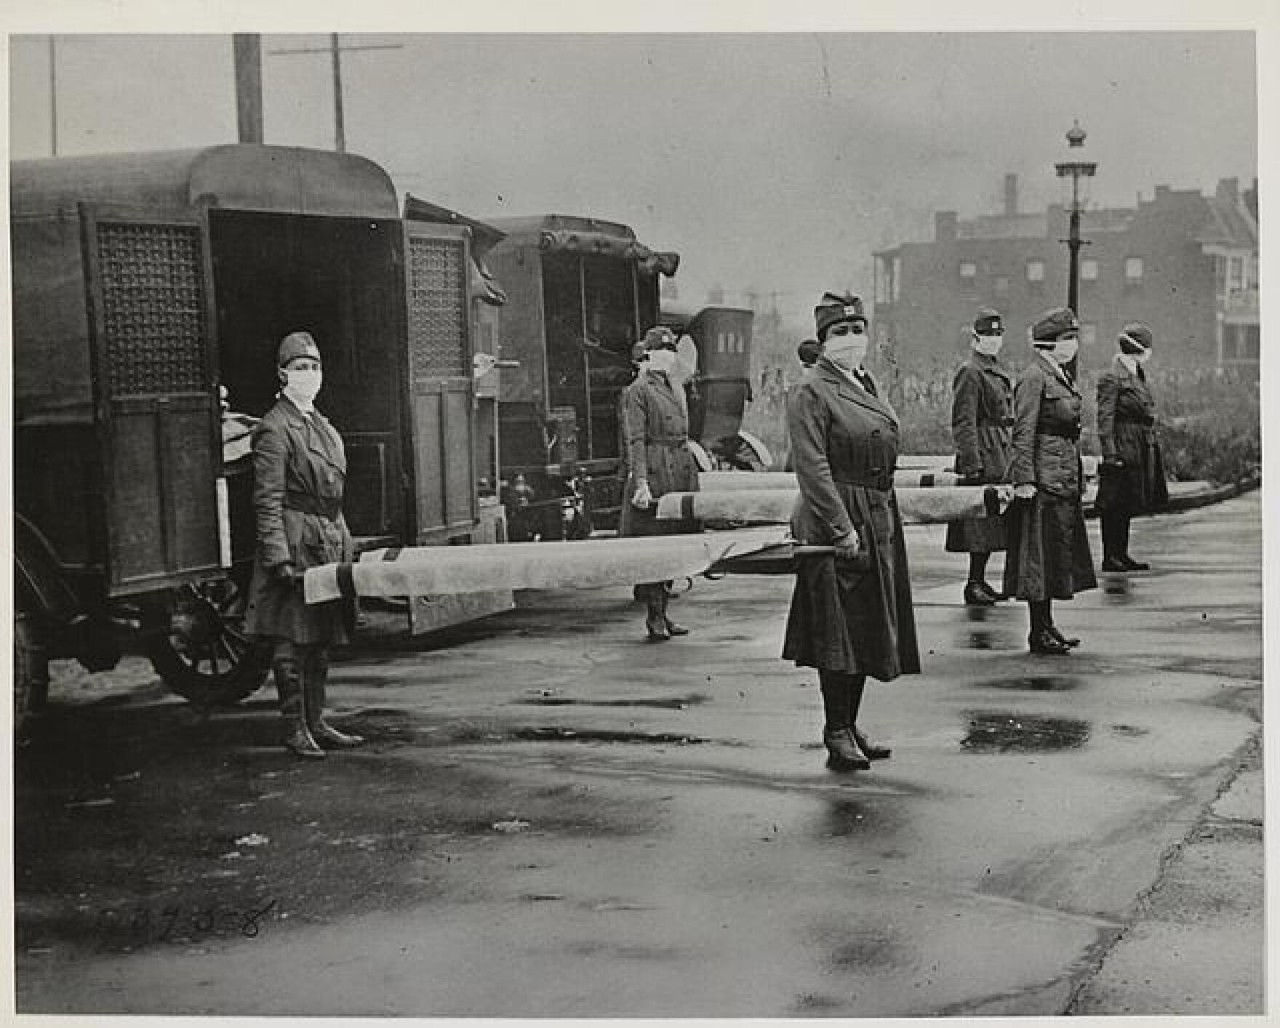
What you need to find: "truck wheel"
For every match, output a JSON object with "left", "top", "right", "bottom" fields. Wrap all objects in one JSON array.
[
  {"left": 14, "top": 614, "right": 49, "bottom": 737},
  {"left": 147, "top": 573, "right": 270, "bottom": 708}
]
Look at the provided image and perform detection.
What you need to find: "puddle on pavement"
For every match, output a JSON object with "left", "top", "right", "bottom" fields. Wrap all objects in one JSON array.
[
  {"left": 519, "top": 691, "right": 710, "bottom": 710},
  {"left": 819, "top": 797, "right": 899, "bottom": 838},
  {"left": 960, "top": 711, "right": 1091, "bottom": 753},
  {"left": 973, "top": 675, "right": 1081, "bottom": 692},
  {"left": 959, "top": 606, "right": 1021, "bottom": 651},
  {"left": 1102, "top": 574, "right": 1135, "bottom": 604},
  {"left": 507, "top": 726, "right": 707, "bottom": 745}
]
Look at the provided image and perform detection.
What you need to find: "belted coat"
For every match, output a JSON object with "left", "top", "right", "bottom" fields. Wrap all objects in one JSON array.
[
  {"left": 618, "top": 370, "right": 700, "bottom": 538},
  {"left": 782, "top": 359, "right": 921, "bottom": 682},
  {"left": 244, "top": 395, "right": 354, "bottom": 645},
  {"left": 946, "top": 352, "right": 1014, "bottom": 553},
  {"left": 1095, "top": 357, "right": 1168, "bottom": 514},
  {"left": 1002, "top": 352, "right": 1096, "bottom": 601}
]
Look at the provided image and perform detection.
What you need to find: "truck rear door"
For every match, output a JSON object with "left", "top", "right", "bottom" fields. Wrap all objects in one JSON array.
[
  {"left": 80, "top": 204, "right": 223, "bottom": 596},
  {"left": 401, "top": 221, "right": 478, "bottom": 541}
]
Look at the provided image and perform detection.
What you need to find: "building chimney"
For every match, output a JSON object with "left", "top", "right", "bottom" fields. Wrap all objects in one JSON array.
[
  {"left": 935, "top": 211, "right": 958, "bottom": 242},
  {"left": 1004, "top": 173, "right": 1018, "bottom": 216}
]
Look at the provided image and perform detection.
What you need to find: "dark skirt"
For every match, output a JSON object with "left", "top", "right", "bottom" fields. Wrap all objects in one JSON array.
[
  {"left": 246, "top": 567, "right": 351, "bottom": 647},
  {"left": 782, "top": 489, "right": 921, "bottom": 682},
  {"left": 1002, "top": 493, "right": 1097, "bottom": 602},
  {"left": 944, "top": 512, "right": 1008, "bottom": 554},
  {"left": 1095, "top": 441, "right": 1169, "bottom": 515}
]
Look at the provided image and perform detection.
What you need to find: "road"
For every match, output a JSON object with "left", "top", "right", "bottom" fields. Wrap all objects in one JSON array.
[{"left": 13, "top": 492, "right": 1263, "bottom": 1017}]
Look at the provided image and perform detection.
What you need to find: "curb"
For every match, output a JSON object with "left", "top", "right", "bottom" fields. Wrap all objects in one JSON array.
[{"left": 1083, "top": 475, "right": 1259, "bottom": 519}]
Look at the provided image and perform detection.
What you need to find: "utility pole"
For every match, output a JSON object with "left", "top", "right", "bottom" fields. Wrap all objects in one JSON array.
[
  {"left": 48, "top": 36, "right": 58, "bottom": 156},
  {"left": 233, "top": 34, "right": 264, "bottom": 143},
  {"left": 269, "top": 33, "right": 402, "bottom": 152}
]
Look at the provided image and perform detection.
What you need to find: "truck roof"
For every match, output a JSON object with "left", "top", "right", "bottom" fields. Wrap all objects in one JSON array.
[
  {"left": 11, "top": 144, "right": 399, "bottom": 221},
  {"left": 485, "top": 213, "right": 679, "bottom": 274}
]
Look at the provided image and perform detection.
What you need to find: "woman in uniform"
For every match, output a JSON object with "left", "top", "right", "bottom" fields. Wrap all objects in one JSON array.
[
  {"left": 946, "top": 307, "right": 1014, "bottom": 605},
  {"left": 1002, "top": 308, "right": 1097, "bottom": 655},
  {"left": 1095, "top": 322, "right": 1167, "bottom": 571},
  {"left": 245, "top": 331, "right": 363, "bottom": 758},
  {"left": 784, "top": 291, "right": 920, "bottom": 772},
  {"left": 620, "top": 325, "right": 701, "bottom": 641}
]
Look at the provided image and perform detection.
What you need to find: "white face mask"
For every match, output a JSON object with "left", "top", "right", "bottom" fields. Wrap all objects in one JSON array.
[
  {"left": 1052, "top": 337, "right": 1079, "bottom": 363},
  {"left": 646, "top": 349, "right": 677, "bottom": 376},
  {"left": 282, "top": 367, "right": 323, "bottom": 408},
  {"left": 1134, "top": 347, "right": 1152, "bottom": 365},
  {"left": 973, "top": 334, "right": 1003, "bottom": 357}
]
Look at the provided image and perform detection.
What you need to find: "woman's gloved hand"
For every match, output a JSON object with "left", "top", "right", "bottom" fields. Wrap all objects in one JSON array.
[
  {"left": 631, "top": 480, "right": 654, "bottom": 509},
  {"left": 832, "top": 528, "right": 862, "bottom": 561},
  {"left": 1013, "top": 483, "right": 1037, "bottom": 501}
]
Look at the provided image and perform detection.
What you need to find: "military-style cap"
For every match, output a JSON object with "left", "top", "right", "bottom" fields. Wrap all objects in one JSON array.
[
  {"left": 973, "top": 308, "right": 1003, "bottom": 336},
  {"left": 1030, "top": 307, "right": 1079, "bottom": 344},
  {"left": 1118, "top": 322, "right": 1154, "bottom": 353},
  {"left": 814, "top": 291, "right": 868, "bottom": 339},
  {"left": 796, "top": 339, "right": 822, "bottom": 367},
  {"left": 641, "top": 326, "right": 678, "bottom": 352},
  {"left": 277, "top": 330, "right": 322, "bottom": 367}
]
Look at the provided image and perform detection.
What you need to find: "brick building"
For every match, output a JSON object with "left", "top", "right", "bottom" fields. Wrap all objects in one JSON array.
[{"left": 872, "top": 174, "right": 1259, "bottom": 376}]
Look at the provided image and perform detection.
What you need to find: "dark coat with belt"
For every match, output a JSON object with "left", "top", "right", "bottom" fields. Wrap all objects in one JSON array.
[
  {"left": 244, "top": 395, "right": 354, "bottom": 645},
  {"left": 946, "top": 352, "right": 1013, "bottom": 553},
  {"left": 1002, "top": 353, "right": 1096, "bottom": 601},
  {"left": 782, "top": 359, "right": 920, "bottom": 681},
  {"left": 618, "top": 370, "right": 700, "bottom": 537},
  {"left": 1095, "top": 357, "right": 1168, "bottom": 514}
]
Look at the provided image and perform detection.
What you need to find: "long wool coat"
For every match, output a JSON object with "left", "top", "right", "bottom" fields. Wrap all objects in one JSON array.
[
  {"left": 618, "top": 370, "right": 700, "bottom": 538},
  {"left": 244, "top": 395, "right": 354, "bottom": 645},
  {"left": 782, "top": 359, "right": 921, "bottom": 681},
  {"left": 1095, "top": 357, "right": 1168, "bottom": 515},
  {"left": 945, "top": 352, "right": 1014, "bottom": 554},
  {"left": 1002, "top": 353, "right": 1097, "bottom": 602}
]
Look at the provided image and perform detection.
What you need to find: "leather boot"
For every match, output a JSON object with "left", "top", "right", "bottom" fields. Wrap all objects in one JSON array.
[
  {"left": 819, "top": 670, "right": 870, "bottom": 771},
  {"left": 852, "top": 727, "right": 892, "bottom": 761},
  {"left": 642, "top": 584, "right": 669, "bottom": 641},
  {"left": 273, "top": 657, "right": 324, "bottom": 759},
  {"left": 302, "top": 649, "right": 364, "bottom": 749},
  {"left": 660, "top": 582, "right": 689, "bottom": 637},
  {"left": 823, "top": 727, "right": 872, "bottom": 771}
]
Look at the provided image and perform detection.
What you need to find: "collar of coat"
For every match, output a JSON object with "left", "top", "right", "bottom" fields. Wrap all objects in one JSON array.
[
  {"left": 276, "top": 394, "right": 345, "bottom": 471},
  {"left": 1034, "top": 348, "right": 1079, "bottom": 393},
  {"left": 971, "top": 351, "right": 1013, "bottom": 383},
  {"left": 814, "top": 357, "right": 898, "bottom": 427}
]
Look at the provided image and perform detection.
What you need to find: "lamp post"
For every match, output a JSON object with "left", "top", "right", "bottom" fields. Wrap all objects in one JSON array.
[
  {"left": 1054, "top": 121, "right": 1096, "bottom": 379},
  {"left": 1054, "top": 120, "right": 1097, "bottom": 319}
]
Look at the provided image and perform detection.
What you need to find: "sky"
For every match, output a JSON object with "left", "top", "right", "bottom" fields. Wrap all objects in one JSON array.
[{"left": 3, "top": 8, "right": 1269, "bottom": 333}]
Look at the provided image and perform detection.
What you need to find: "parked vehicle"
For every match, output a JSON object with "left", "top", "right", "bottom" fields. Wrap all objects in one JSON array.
[
  {"left": 483, "top": 216, "right": 759, "bottom": 540},
  {"left": 12, "top": 144, "right": 495, "bottom": 729}
]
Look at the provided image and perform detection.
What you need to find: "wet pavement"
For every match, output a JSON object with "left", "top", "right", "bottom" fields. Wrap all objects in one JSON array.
[{"left": 13, "top": 492, "right": 1263, "bottom": 1017}]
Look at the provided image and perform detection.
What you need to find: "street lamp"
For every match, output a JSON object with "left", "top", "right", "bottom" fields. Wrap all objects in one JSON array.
[{"left": 1054, "top": 120, "right": 1097, "bottom": 320}]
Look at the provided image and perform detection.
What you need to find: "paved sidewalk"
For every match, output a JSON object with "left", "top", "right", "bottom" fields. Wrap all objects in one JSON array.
[{"left": 1069, "top": 730, "right": 1264, "bottom": 1015}]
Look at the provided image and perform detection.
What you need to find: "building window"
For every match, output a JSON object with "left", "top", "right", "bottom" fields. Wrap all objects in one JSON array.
[
  {"left": 1124, "top": 257, "right": 1145, "bottom": 284},
  {"left": 1026, "top": 259, "right": 1045, "bottom": 283},
  {"left": 959, "top": 260, "right": 977, "bottom": 280},
  {"left": 1081, "top": 258, "right": 1099, "bottom": 281},
  {"left": 1227, "top": 255, "right": 1245, "bottom": 292},
  {"left": 994, "top": 275, "right": 1010, "bottom": 296},
  {"left": 891, "top": 257, "right": 902, "bottom": 302},
  {"left": 1081, "top": 324, "right": 1097, "bottom": 347}
]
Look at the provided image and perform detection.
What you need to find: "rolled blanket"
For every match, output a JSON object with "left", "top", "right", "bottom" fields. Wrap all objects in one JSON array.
[
  {"left": 658, "top": 485, "right": 1011, "bottom": 525},
  {"left": 700, "top": 468, "right": 973, "bottom": 491},
  {"left": 303, "top": 526, "right": 788, "bottom": 604}
]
